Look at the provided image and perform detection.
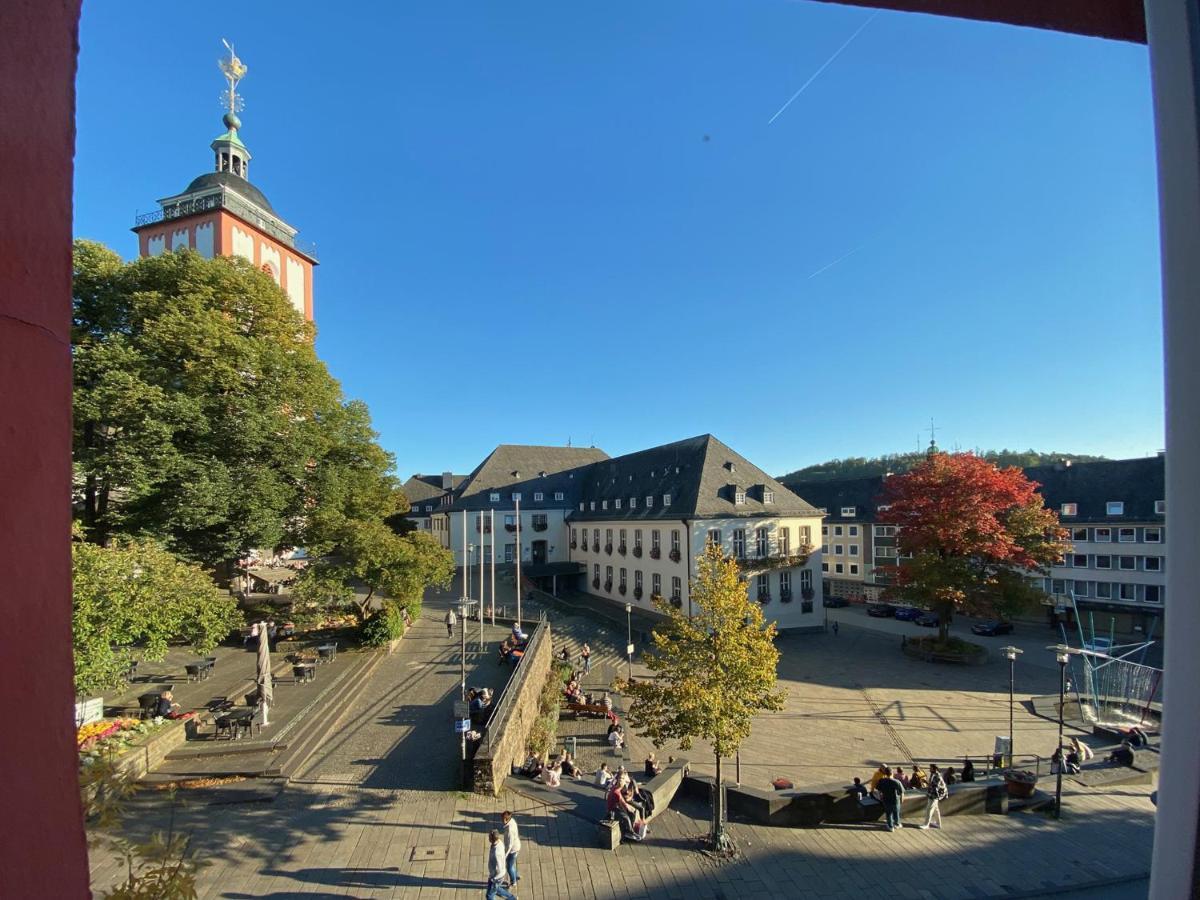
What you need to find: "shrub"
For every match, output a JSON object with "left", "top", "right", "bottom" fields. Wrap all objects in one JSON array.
[
  {"left": 526, "top": 665, "right": 566, "bottom": 757},
  {"left": 360, "top": 602, "right": 406, "bottom": 647}
]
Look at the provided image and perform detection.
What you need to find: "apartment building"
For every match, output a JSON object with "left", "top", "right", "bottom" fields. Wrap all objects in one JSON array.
[
  {"left": 401, "top": 472, "right": 465, "bottom": 537},
  {"left": 436, "top": 435, "right": 826, "bottom": 631},
  {"left": 786, "top": 477, "right": 887, "bottom": 601}
]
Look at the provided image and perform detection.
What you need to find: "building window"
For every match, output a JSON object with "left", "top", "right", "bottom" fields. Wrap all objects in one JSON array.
[
  {"left": 779, "top": 571, "right": 791, "bottom": 597},
  {"left": 1155, "top": 499, "right": 1166, "bottom": 515},
  {"left": 534, "top": 492, "right": 544, "bottom": 502},
  {"left": 425, "top": 505, "right": 432, "bottom": 512},
  {"left": 849, "top": 564, "right": 859, "bottom": 575},
  {"left": 602, "top": 500, "right": 608, "bottom": 511},
  {"left": 1094, "top": 528, "right": 1112, "bottom": 542},
  {"left": 1145, "top": 584, "right": 1163, "bottom": 603},
  {"left": 652, "top": 573, "right": 662, "bottom": 597},
  {"left": 876, "top": 546, "right": 897, "bottom": 558},
  {"left": 822, "top": 562, "right": 829, "bottom": 572},
  {"left": 1120, "top": 583, "right": 1136, "bottom": 601},
  {"left": 504, "top": 514, "right": 515, "bottom": 529},
  {"left": 605, "top": 528, "right": 613, "bottom": 551},
  {"left": 620, "top": 568, "right": 627, "bottom": 590},
  {"left": 1095, "top": 555, "right": 1111, "bottom": 569},
  {"left": 799, "top": 526, "right": 811, "bottom": 545},
  {"left": 531, "top": 513, "right": 547, "bottom": 530},
  {"left": 1051, "top": 579, "right": 1065, "bottom": 594},
  {"left": 1074, "top": 581, "right": 1089, "bottom": 597},
  {"left": 630, "top": 497, "right": 637, "bottom": 509},
  {"left": 734, "top": 491, "right": 746, "bottom": 505},
  {"left": 634, "top": 529, "right": 643, "bottom": 550},
  {"left": 593, "top": 563, "right": 600, "bottom": 581},
  {"left": 590, "top": 501, "right": 595, "bottom": 511},
  {"left": 1071, "top": 527, "right": 1089, "bottom": 542},
  {"left": 635, "top": 570, "right": 643, "bottom": 592},
  {"left": 764, "top": 490, "right": 774, "bottom": 504},
  {"left": 505, "top": 543, "right": 515, "bottom": 563},
  {"left": 779, "top": 527, "right": 790, "bottom": 556},
  {"left": 571, "top": 528, "right": 577, "bottom": 547},
  {"left": 820, "top": 544, "right": 828, "bottom": 554},
  {"left": 646, "top": 495, "right": 654, "bottom": 508},
  {"left": 708, "top": 529, "right": 721, "bottom": 547},
  {"left": 1145, "top": 527, "right": 1162, "bottom": 543},
  {"left": 1119, "top": 556, "right": 1136, "bottom": 570},
  {"left": 1144, "top": 556, "right": 1162, "bottom": 572},
  {"left": 755, "top": 573, "right": 770, "bottom": 600},
  {"left": 1095, "top": 582, "right": 1112, "bottom": 599},
  {"left": 732, "top": 529, "right": 746, "bottom": 558},
  {"left": 1106, "top": 501, "right": 1124, "bottom": 516},
  {"left": 1061, "top": 503, "right": 1078, "bottom": 517},
  {"left": 580, "top": 502, "right": 585, "bottom": 511},
  {"left": 619, "top": 528, "right": 627, "bottom": 550},
  {"left": 835, "top": 563, "right": 844, "bottom": 574},
  {"left": 671, "top": 530, "right": 680, "bottom": 552},
  {"left": 512, "top": 492, "right": 522, "bottom": 501},
  {"left": 614, "top": 498, "right": 622, "bottom": 509},
  {"left": 671, "top": 576, "right": 681, "bottom": 600},
  {"left": 822, "top": 525, "right": 828, "bottom": 536},
  {"left": 605, "top": 565, "right": 613, "bottom": 588},
  {"left": 651, "top": 530, "right": 660, "bottom": 553},
  {"left": 800, "top": 569, "right": 812, "bottom": 591},
  {"left": 755, "top": 527, "right": 769, "bottom": 557},
  {"left": 841, "top": 506, "right": 856, "bottom": 516},
  {"left": 554, "top": 492, "right": 564, "bottom": 501},
  {"left": 834, "top": 526, "right": 844, "bottom": 537},
  {"left": 834, "top": 545, "right": 844, "bottom": 556},
  {"left": 849, "top": 544, "right": 859, "bottom": 557},
  {"left": 664, "top": 494, "right": 672, "bottom": 506},
  {"left": 1072, "top": 554, "right": 1088, "bottom": 568},
  {"left": 1118, "top": 528, "right": 1136, "bottom": 543},
  {"left": 849, "top": 526, "right": 859, "bottom": 537}
]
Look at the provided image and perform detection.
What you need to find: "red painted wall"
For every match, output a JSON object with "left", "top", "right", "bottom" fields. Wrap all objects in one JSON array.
[{"left": 0, "top": 1, "right": 91, "bottom": 896}]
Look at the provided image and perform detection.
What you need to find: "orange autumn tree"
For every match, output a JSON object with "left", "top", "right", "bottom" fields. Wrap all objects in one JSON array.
[{"left": 877, "top": 452, "right": 1068, "bottom": 643}]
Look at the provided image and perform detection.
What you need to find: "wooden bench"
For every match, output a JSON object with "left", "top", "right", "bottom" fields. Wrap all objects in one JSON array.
[{"left": 565, "top": 701, "right": 611, "bottom": 719}]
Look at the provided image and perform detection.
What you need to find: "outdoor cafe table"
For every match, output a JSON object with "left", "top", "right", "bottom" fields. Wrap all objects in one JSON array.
[
  {"left": 316, "top": 644, "right": 337, "bottom": 664},
  {"left": 292, "top": 662, "right": 316, "bottom": 683}
]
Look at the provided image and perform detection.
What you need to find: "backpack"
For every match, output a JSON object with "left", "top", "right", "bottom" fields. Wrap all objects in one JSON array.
[{"left": 929, "top": 774, "right": 947, "bottom": 801}]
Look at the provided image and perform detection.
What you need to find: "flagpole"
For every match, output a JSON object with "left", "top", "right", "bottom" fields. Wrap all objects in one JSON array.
[
  {"left": 461, "top": 506, "right": 467, "bottom": 602},
  {"left": 515, "top": 498, "right": 522, "bottom": 626},
  {"left": 490, "top": 509, "right": 496, "bottom": 627},
  {"left": 479, "top": 514, "right": 485, "bottom": 652}
]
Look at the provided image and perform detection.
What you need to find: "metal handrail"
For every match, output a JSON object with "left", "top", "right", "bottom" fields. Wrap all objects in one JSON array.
[
  {"left": 133, "top": 190, "right": 319, "bottom": 261},
  {"left": 482, "top": 611, "right": 549, "bottom": 753}
]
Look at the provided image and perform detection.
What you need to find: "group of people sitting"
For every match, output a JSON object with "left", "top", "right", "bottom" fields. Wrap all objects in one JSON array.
[
  {"left": 851, "top": 758, "right": 974, "bottom": 801},
  {"left": 498, "top": 637, "right": 527, "bottom": 666},
  {"left": 468, "top": 687, "right": 494, "bottom": 727}
]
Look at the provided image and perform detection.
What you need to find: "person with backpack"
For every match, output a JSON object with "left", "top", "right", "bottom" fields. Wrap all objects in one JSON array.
[{"left": 918, "top": 763, "right": 948, "bottom": 830}]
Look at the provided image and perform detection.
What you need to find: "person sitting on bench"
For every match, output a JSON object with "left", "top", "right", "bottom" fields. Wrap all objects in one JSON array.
[
  {"left": 512, "top": 622, "right": 528, "bottom": 642},
  {"left": 606, "top": 783, "right": 640, "bottom": 840},
  {"left": 644, "top": 753, "right": 662, "bottom": 778},
  {"left": 1108, "top": 741, "right": 1135, "bottom": 767},
  {"left": 154, "top": 690, "right": 182, "bottom": 719}
]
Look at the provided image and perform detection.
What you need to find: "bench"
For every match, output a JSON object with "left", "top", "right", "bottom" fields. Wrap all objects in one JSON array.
[
  {"left": 565, "top": 701, "right": 611, "bottom": 720},
  {"left": 597, "top": 757, "right": 689, "bottom": 850}
]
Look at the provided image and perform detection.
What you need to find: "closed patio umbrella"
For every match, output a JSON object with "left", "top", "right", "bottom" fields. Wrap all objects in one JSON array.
[{"left": 257, "top": 621, "right": 272, "bottom": 726}]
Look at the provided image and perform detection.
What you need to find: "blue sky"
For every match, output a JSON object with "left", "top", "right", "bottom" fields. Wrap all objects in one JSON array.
[{"left": 74, "top": 2, "right": 1163, "bottom": 479}]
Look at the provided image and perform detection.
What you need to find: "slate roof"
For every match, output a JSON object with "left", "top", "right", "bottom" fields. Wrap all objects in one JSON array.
[
  {"left": 182, "top": 171, "right": 276, "bottom": 214},
  {"left": 784, "top": 476, "right": 888, "bottom": 522},
  {"left": 571, "top": 434, "right": 821, "bottom": 522},
  {"left": 447, "top": 445, "right": 610, "bottom": 512},
  {"left": 402, "top": 474, "right": 466, "bottom": 512},
  {"left": 1024, "top": 457, "right": 1165, "bottom": 524}
]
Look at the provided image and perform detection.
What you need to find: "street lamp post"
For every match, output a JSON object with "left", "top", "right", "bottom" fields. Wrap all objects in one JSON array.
[
  {"left": 460, "top": 600, "right": 469, "bottom": 702},
  {"left": 1001, "top": 645, "right": 1023, "bottom": 767},
  {"left": 625, "top": 603, "right": 633, "bottom": 679},
  {"left": 1051, "top": 644, "right": 1071, "bottom": 819}
]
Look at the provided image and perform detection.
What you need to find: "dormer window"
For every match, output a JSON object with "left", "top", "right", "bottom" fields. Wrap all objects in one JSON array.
[
  {"left": 663, "top": 494, "right": 671, "bottom": 507},
  {"left": 590, "top": 501, "right": 596, "bottom": 511},
  {"left": 512, "top": 492, "right": 522, "bottom": 502},
  {"left": 735, "top": 491, "right": 746, "bottom": 505},
  {"left": 533, "top": 492, "right": 544, "bottom": 502},
  {"left": 646, "top": 495, "right": 654, "bottom": 508},
  {"left": 841, "top": 506, "right": 856, "bottom": 517},
  {"left": 555, "top": 492, "right": 564, "bottom": 501},
  {"left": 1155, "top": 500, "right": 1166, "bottom": 514},
  {"left": 615, "top": 498, "right": 622, "bottom": 509},
  {"left": 630, "top": 497, "right": 637, "bottom": 509},
  {"left": 602, "top": 500, "right": 608, "bottom": 511},
  {"left": 1061, "top": 503, "right": 1077, "bottom": 517},
  {"left": 579, "top": 502, "right": 585, "bottom": 511},
  {"left": 489, "top": 492, "right": 500, "bottom": 502},
  {"left": 763, "top": 490, "right": 774, "bottom": 504},
  {"left": 1106, "top": 501, "right": 1124, "bottom": 516}
]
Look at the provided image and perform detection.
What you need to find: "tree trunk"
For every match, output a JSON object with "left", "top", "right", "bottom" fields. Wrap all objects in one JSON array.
[{"left": 713, "top": 752, "right": 723, "bottom": 849}]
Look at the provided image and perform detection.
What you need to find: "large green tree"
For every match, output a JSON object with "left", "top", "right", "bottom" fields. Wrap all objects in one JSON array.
[
  {"left": 72, "top": 530, "right": 243, "bottom": 697},
  {"left": 878, "top": 452, "right": 1069, "bottom": 642},
  {"left": 72, "top": 241, "right": 402, "bottom": 566},
  {"left": 620, "top": 544, "right": 786, "bottom": 853}
]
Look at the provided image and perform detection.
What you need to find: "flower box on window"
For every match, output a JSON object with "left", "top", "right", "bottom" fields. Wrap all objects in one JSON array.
[
  {"left": 592, "top": 577, "right": 600, "bottom": 589},
  {"left": 592, "top": 541, "right": 600, "bottom": 552},
  {"left": 618, "top": 543, "right": 627, "bottom": 556},
  {"left": 633, "top": 546, "right": 643, "bottom": 558},
  {"left": 532, "top": 522, "right": 548, "bottom": 532},
  {"left": 633, "top": 586, "right": 643, "bottom": 599},
  {"left": 670, "top": 596, "right": 682, "bottom": 609},
  {"left": 619, "top": 584, "right": 627, "bottom": 595},
  {"left": 780, "top": 589, "right": 793, "bottom": 603},
  {"left": 669, "top": 548, "right": 681, "bottom": 563},
  {"left": 570, "top": 540, "right": 577, "bottom": 550},
  {"left": 605, "top": 543, "right": 613, "bottom": 555},
  {"left": 505, "top": 523, "right": 517, "bottom": 533},
  {"left": 801, "top": 586, "right": 814, "bottom": 601},
  {"left": 650, "top": 547, "right": 661, "bottom": 560},
  {"left": 650, "top": 592, "right": 664, "bottom": 605},
  {"left": 757, "top": 592, "right": 771, "bottom": 604},
  {"left": 604, "top": 580, "right": 613, "bottom": 592}
]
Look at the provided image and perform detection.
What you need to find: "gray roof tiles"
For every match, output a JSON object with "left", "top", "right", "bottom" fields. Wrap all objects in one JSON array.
[{"left": 448, "top": 445, "right": 610, "bottom": 512}]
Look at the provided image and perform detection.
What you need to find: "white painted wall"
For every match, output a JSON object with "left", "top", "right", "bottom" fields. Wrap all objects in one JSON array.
[
  {"left": 260, "top": 244, "right": 281, "bottom": 284},
  {"left": 285, "top": 257, "right": 305, "bottom": 315},
  {"left": 147, "top": 234, "right": 166, "bottom": 256},
  {"left": 446, "top": 507, "right": 571, "bottom": 568},
  {"left": 570, "top": 519, "right": 691, "bottom": 613},
  {"left": 231, "top": 225, "right": 254, "bottom": 262},
  {"left": 194, "top": 222, "right": 214, "bottom": 258},
  {"left": 171, "top": 228, "right": 190, "bottom": 251}
]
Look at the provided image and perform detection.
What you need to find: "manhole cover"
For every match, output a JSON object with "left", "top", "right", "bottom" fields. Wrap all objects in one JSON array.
[{"left": 410, "top": 846, "right": 448, "bottom": 862}]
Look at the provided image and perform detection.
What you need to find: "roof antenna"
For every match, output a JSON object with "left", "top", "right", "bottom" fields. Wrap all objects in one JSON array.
[{"left": 567, "top": 435, "right": 572, "bottom": 447}]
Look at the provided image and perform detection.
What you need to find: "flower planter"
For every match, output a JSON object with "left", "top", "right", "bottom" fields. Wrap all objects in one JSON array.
[
  {"left": 650, "top": 593, "right": 664, "bottom": 605},
  {"left": 605, "top": 544, "right": 613, "bottom": 555},
  {"left": 618, "top": 545, "right": 627, "bottom": 555},
  {"left": 670, "top": 596, "right": 682, "bottom": 609},
  {"left": 801, "top": 586, "right": 815, "bottom": 601},
  {"left": 592, "top": 542, "right": 600, "bottom": 552},
  {"left": 633, "top": 587, "right": 643, "bottom": 599},
  {"left": 570, "top": 541, "right": 577, "bottom": 550},
  {"left": 604, "top": 581, "right": 613, "bottom": 592},
  {"left": 592, "top": 578, "right": 600, "bottom": 589},
  {"left": 669, "top": 549, "right": 681, "bottom": 563},
  {"left": 1003, "top": 769, "right": 1039, "bottom": 799},
  {"left": 758, "top": 594, "right": 771, "bottom": 604},
  {"left": 619, "top": 584, "right": 627, "bottom": 595},
  {"left": 633, "top": 547, "right": 643, "bottom": 558},
  {"left": 650, "top": 548, "right": 661, "bottom": 560},
  {"left": 780, "top": 591, "right": 793, "bottom": 603}
]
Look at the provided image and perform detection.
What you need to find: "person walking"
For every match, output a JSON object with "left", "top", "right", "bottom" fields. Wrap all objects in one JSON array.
[
  {"left": 445, "top": 608, "right": 456, "bottom": 638},
  {"left": 581, "top": 643, "right": 592, "bottom": 675},
  {"left": 487, "top": 830, "right": 517, "bottom": 900},
  {"left": 832, "top": 620, "right": 839, "bottom": 637},
  {"left": 876, "top": 766, "right": 906, "bottom": 831},
  {"left": 918, "top": 763, "right": 948, "bottom": 830},
  {"left": 501, "top": 811, "right": 521, "bottom": 889}
]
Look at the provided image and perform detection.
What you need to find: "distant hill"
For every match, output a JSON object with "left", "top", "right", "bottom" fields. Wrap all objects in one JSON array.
[{"left": 778, "top": 449, "right": 1108, "bottom": 485}]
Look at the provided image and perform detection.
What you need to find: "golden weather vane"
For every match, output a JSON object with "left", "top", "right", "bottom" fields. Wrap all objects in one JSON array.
[{"left": 219, "top": 38, "right": 248, "bottom": 117}]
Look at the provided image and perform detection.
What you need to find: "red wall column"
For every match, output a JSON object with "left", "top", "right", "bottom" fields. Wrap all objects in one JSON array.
[{"left": 0, "top": 1, "right": 90, "bottom": 896}]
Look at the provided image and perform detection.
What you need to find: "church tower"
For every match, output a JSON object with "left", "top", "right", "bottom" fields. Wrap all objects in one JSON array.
[{"left": 132, "top": 41, "right": 318, "bottom": 321}]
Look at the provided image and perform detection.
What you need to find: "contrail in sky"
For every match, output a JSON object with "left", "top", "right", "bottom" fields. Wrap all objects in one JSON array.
[
  {"left": 768, "top": 11, "right": 879, "bottom": 125},
  {"left": 807, "top": 245, "right": 861, "bottom": 279}
]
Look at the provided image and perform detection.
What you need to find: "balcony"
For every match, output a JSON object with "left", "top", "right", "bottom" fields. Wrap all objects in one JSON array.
[
  {"left": 650, "top": 547, "right": 661, "bottom": 560},
  {"left": 135, "top": 190, "right": 320, "bottom": 261},
  {"left": 618, "top": 543, "right": 627, "bottom": 556},
  {"left": 633, "top": 545, "right": 643, "bottom": 558},
  {"left": 669, "top": 548, "right": 681, "bottom": 563},
  {"left": 737, "top": 548, "right": 813, "bottom": 577}
]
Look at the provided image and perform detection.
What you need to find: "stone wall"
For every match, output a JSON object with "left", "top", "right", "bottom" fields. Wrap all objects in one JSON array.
[
  {"left": 113, "top": 720, "right": 190, "bottom": 781},
  {"left": 471, "top": 621, "right": 552, "bottom": 795}
]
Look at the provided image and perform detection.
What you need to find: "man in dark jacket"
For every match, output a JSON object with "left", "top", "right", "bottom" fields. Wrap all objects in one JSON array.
[{"left": 876, "top": 766, "right": 906, "bottom": 831}]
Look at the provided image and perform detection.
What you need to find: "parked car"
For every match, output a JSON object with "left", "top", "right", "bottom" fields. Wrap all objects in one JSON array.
[
  {"left": 971, "top": 620, "right": 1014, "bottom": 636},
  {"left": 866, "top": 603, "right": 895, "bottom": 618},
  {"left": 916, "top": 612, "right": 939, "bottom": 627},
  {"left": 894, "top": 606, "right": 923, "bottom": 621},
  {"left": 823, "top": 597, "right": 848, "bottom": 608}
]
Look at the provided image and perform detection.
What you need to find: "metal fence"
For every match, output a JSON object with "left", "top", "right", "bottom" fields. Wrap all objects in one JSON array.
[{"left": 482, "top": 610, "right": 548, "bottom": 753}]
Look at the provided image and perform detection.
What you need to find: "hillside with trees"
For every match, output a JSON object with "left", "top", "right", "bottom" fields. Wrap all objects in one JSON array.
[{"left": 778, "top": 449, "right": 1107, "bottom": 486}]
